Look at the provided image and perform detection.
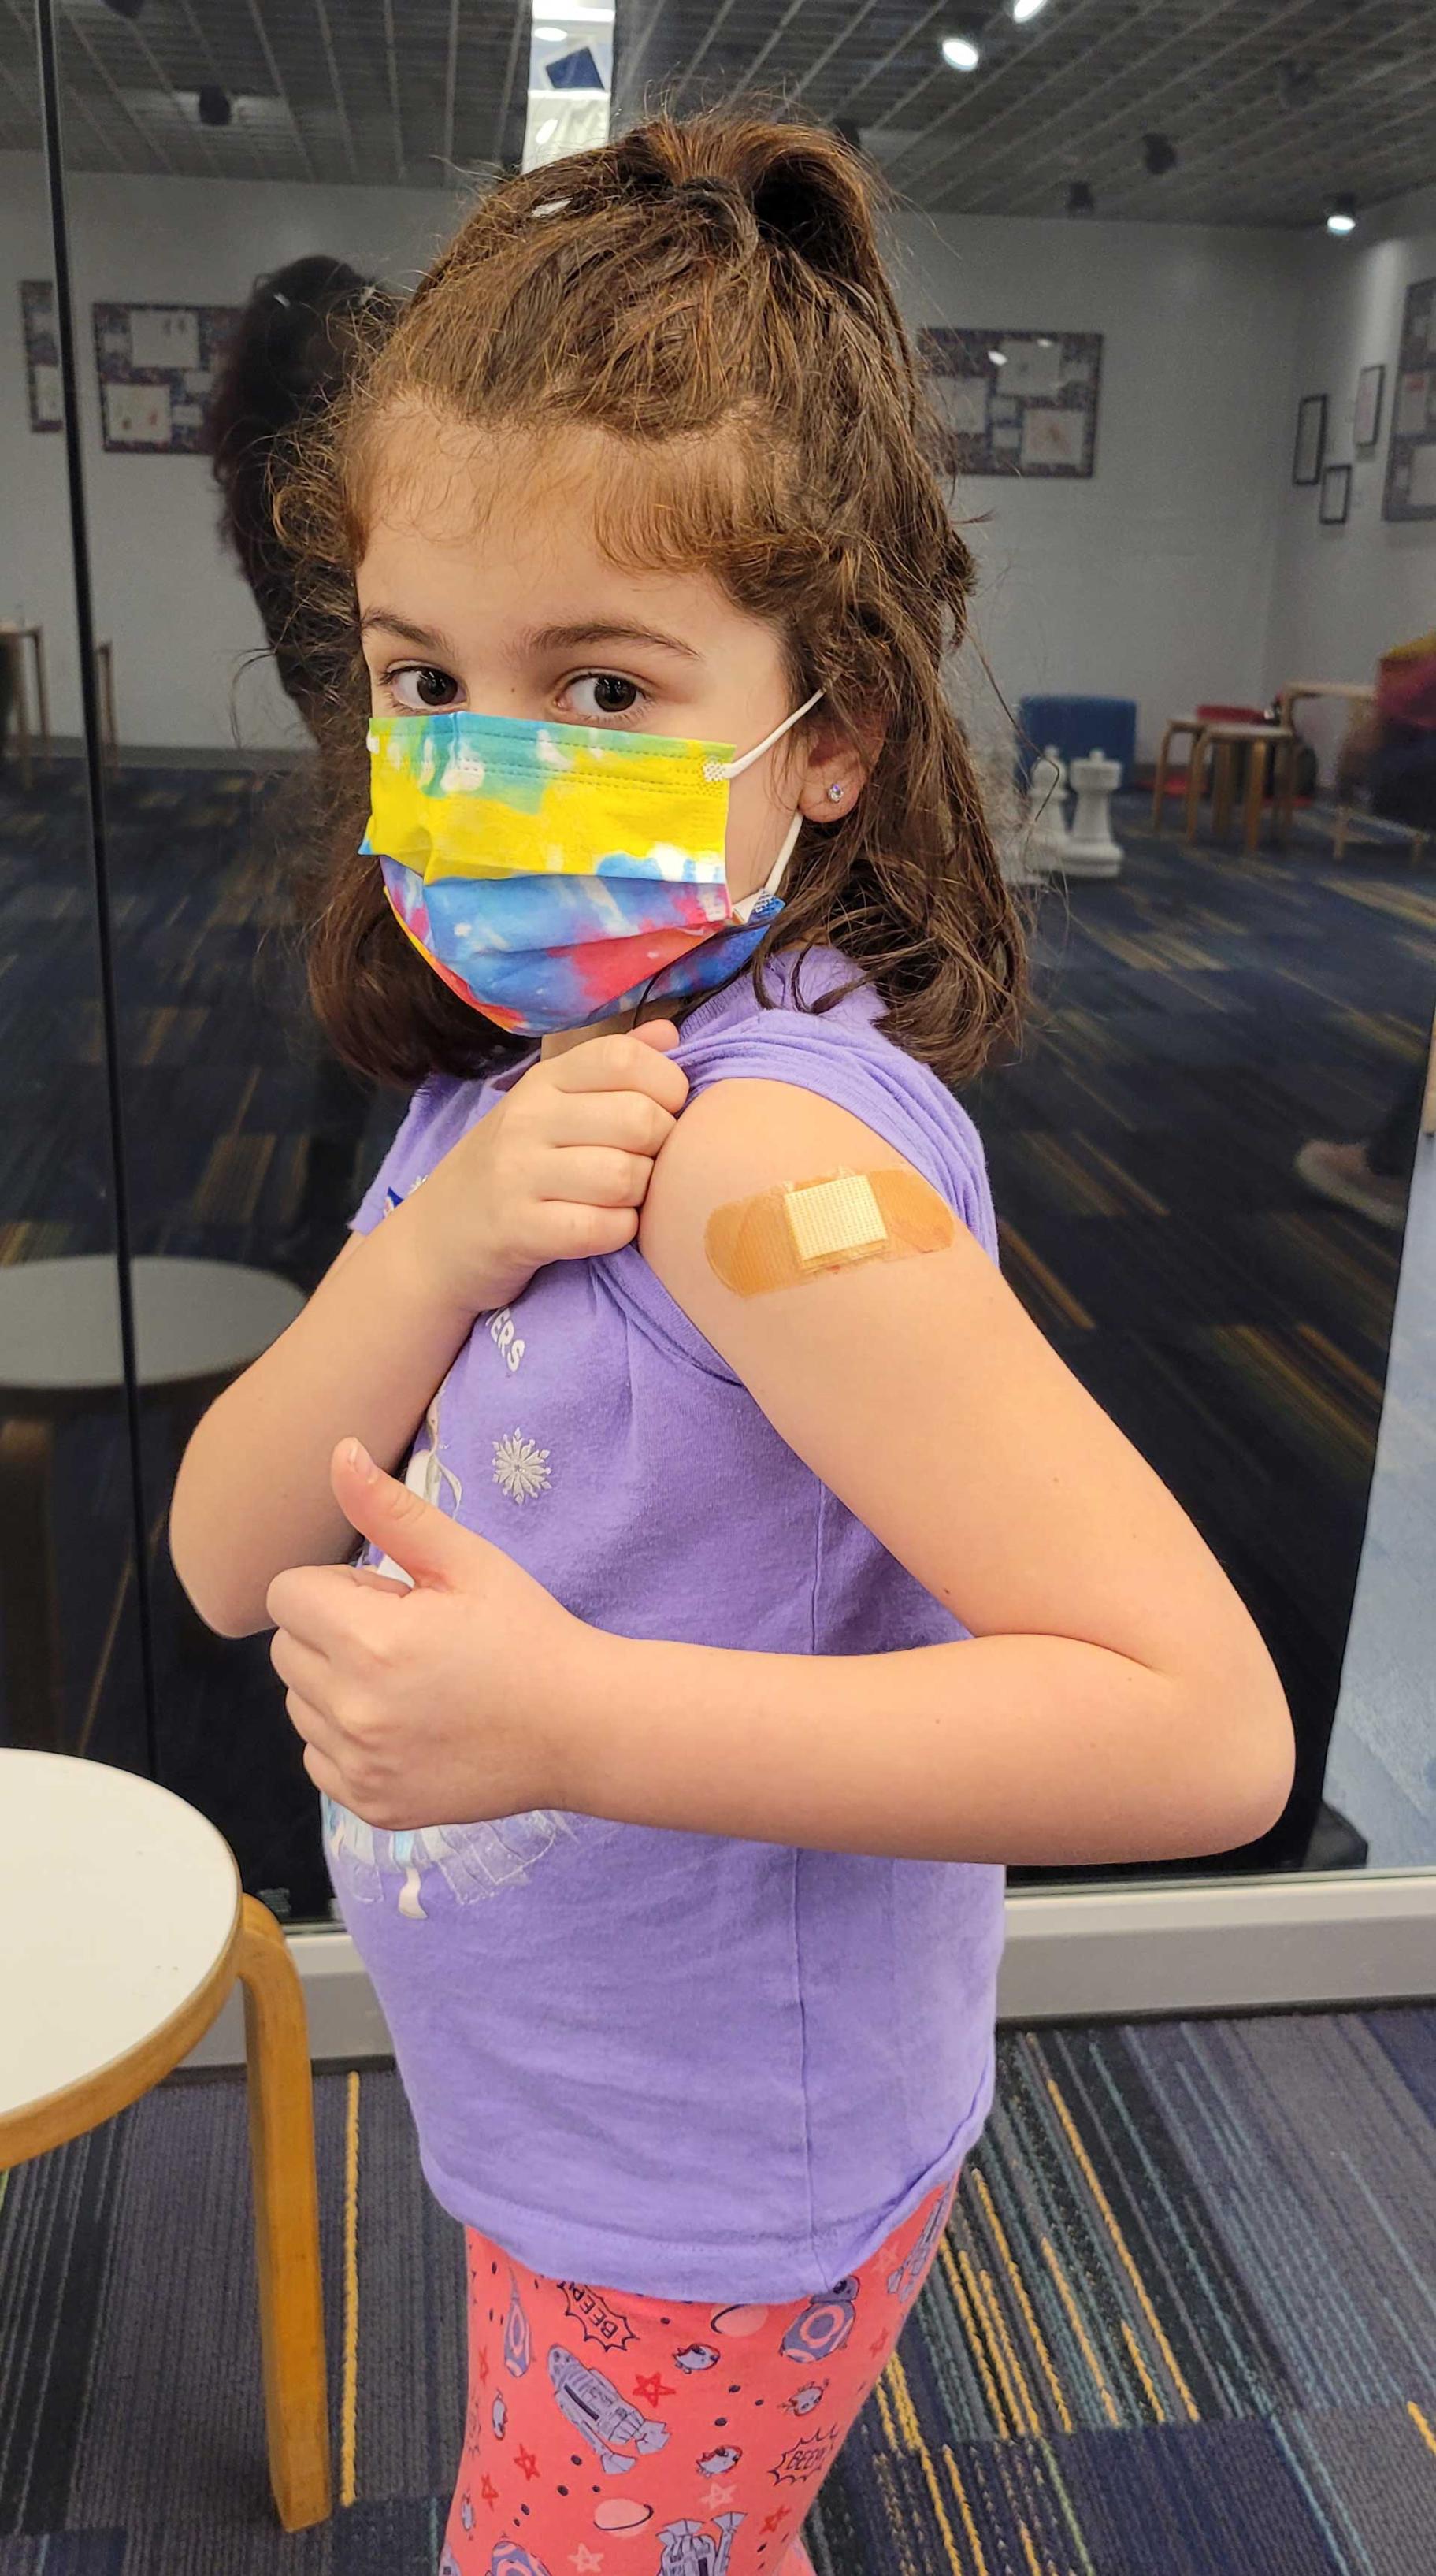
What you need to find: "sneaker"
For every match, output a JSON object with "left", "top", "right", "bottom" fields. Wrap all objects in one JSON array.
[{"left": 1294, "top": 1139, "right": 1408, "bottom": 1231}]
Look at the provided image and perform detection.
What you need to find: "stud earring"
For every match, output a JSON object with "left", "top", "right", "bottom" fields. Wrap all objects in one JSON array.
[{"left": 826, "top": 782, "right": 844, "bottom": 803}]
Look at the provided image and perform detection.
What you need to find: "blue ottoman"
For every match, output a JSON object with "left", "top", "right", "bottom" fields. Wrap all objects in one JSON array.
[{"left": 1016, "top": 695, "right": 1138, "bottom": 789}]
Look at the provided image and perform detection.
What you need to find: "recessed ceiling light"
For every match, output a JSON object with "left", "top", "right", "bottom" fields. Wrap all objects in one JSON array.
[
  {"left": 940, "top": 35, "right": 981, "bottom": 72},
  {"left": 988, "top": 349, "right": 1007, "bottom": 366},
  {"left": 1326, "top": 192, "right": 1357, "bottom": 233},
  {"left": 1011, "top": 0, "right": 1049, "bottom": 20}
]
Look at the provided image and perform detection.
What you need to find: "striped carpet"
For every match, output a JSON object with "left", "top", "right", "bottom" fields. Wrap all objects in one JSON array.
[{"left": 2, "top": 2007, "right": 1433, "bottom": 2573}]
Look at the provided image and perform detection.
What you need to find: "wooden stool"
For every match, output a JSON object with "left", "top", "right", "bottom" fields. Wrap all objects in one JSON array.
[
  {"left": 0, "top": 1256, "right": 304, "bottom": 1753},
  {"left": 0, "top": 1750, "right": 331, "bottom": 2529},
  {"left": 0, "top": 622, "right": 50, "bottom": 789},
  {"left": 1150, "top": 715, "right": 1204, "bottom": 829},
  {"left": 1183, "top": 721, "right": 1296, "bottom": 854}
]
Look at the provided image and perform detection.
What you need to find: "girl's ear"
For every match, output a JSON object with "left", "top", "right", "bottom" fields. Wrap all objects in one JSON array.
[{"left": 794, "top": 718, "right": 881, "bottom": 822}]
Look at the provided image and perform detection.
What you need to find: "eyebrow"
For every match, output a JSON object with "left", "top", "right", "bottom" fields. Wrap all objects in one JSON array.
[
  {"left": 357, "top": 608, "right": 701, "bottom": 666},
  {"left": 358, "top": 608, "right": 458, "bottom": 655},
  {"left": 519, "top": 622, "right": 701, "bottom": 663}
]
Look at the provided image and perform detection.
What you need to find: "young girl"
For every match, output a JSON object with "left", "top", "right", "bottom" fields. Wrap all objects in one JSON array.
[{"left": 172, "top": 113, "right": 1293, "bottom": 2576}]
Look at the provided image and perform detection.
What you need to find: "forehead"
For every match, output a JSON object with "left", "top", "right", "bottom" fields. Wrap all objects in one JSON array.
[{"left": 354, "top": 405, "right": 755, "bottom": 627}]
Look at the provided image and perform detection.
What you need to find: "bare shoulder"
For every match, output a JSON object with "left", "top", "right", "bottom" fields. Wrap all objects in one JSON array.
[{"left": 636, "top": 1075, "right": 976, "bottom": 1342}]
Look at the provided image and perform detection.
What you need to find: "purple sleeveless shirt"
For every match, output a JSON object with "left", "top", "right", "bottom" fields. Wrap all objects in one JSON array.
[{"left": 331, "top": 953, "right": 1006, "bottom": 2299}]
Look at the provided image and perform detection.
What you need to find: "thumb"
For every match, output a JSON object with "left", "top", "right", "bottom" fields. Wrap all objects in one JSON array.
[
  {"left": 630, "top": 1016, "right": 681, "bottom": 1052},
  {"left": 330, "top": 1438, "right": 482, "bottom": 1591}
]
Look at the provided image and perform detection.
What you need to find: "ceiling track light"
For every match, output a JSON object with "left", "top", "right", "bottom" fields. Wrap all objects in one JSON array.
[
  {"left": 1066, "top": 180, "right": 1095, "bottom": 217},
  {"left": 1327, "top": 193, "right": 1357, "bottom": 232},
  {"left": 1142, "top": 131, "right": 1178, "bottom": 176},
  {"left": 940, "top": 35, "right": 981, "bottom": 72},
  {"left": 197, "top": 84, "right": 232, "bottom": 128}
]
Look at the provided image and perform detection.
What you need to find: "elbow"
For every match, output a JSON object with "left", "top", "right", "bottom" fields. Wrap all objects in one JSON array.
[
  {"left": 168, "top": 1497, "right": 268, "bottom": 1641},
  {"left": 1182, "top": 1655, "right": 1296, "bottom": 1856}
]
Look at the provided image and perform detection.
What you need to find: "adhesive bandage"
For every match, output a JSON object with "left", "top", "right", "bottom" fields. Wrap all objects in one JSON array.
[{"left": 704, "top": 1167, "right": 955, "bottom": 1297}]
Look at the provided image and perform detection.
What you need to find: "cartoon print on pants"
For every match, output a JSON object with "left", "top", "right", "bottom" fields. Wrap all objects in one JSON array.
[
  {"left": 780, "top": 2279, "right": 859, "bottom": 2364},
  {"left": 673, "top": 2343, "right": 718, "bottom": 2373},
  {"left": 492, "top": 2394, "right": 507, "bottom": 2438},
  {"left": 505, "top": 2271, "right": 532, "bottom": 2377},
  {"left": 491, "top": 2547, "right": 553, "bottom": 2576},
  {"left": 696, "top": 2445, "right": 741, "bottom": 2477},
  {"left": 548, "top": 2343, "right": 670, "bottom": 2474},
  {"left": 781, "top": 2381, "right": 827, "bottom": 2417},
  {"left": 655, "top": 2512, "right": 744, "bottom": 2576},
  {"left": 886, "top": 2192, "right": 948, "bottom": 2302}
]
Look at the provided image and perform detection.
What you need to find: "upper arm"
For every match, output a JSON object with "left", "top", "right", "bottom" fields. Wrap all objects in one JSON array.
[{"left": 639, "top": 1078, "right": 1263, "bottom": 1682}]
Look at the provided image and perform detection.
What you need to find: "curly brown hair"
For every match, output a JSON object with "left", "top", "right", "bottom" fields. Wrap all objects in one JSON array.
[{"left": 276, "top": 110, "right": 1026, "bottom": 1091}]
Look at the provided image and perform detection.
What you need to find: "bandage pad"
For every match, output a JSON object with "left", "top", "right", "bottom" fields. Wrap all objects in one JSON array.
[{"left": 705, "top": 1167, "right": 955, "bottom": 1297}]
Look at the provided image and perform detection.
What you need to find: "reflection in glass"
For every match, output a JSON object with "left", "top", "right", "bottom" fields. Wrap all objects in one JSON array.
[
  {"left": 1, "top": 98, "right": 147, "bottom": 1773},
  {"left": 20, "top": 0, "right": 1434, "bottom": 1904}
]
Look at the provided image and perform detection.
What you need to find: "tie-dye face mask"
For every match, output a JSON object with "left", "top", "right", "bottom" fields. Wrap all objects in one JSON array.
[{"left": 362, "top": 692, "right": 822, "bottom": 1036}]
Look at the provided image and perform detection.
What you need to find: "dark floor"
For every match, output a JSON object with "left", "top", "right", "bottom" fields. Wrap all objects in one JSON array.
[
  {"left": 2, "top": 2005, "right": 1434, "bottom": 2573},
  {"left": 0, "top": 763, "right": 1432, "bottom": 1895}
]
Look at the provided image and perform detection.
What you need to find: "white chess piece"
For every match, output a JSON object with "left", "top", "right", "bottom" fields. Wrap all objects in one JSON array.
[
  {"left": 1063, "top": 748, "right": 1123, "bottom": 878},
  {"left": 1023, "top": 744, "right": 1070, "bottom": 874}
]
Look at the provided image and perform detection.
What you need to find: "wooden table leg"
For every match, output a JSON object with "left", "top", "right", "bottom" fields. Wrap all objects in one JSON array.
[
  {"left": 236, "top": 1895, "right": 332, "bottom": 2531},
  {"left": 30, "top": 630, "right": 50, "bottom": 763},
  {"left": 1151, "top": 725, "right": 1174, "bottom": 830},
  {"left": 1212, "top": 742, "right": 1236, "bottom": 837},
  {"left": 0, "top": 1412, "right": 63, "bottom": 1749},
  {"left": 1184, "top": 731, "right": 1209, "bottom": 843},
  {"left": 1244, "top": 740, "right": 1270, "bottom": 854},
  {"left": 4, "top": 637, "right": 33, "bottom": 794}
]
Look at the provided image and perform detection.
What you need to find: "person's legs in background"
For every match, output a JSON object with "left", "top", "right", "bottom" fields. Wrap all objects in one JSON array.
[
  {"left": 1296, "top": 1064, "right": 1425, "bottom": 1234},
  {"left": 441, "top": 2176, "right": 958, "bottom": 2576}
]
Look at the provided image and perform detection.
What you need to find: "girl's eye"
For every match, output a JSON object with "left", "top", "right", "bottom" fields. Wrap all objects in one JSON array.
[
  {"left": 390, "top": 665, "right": 461, "bottom": 711},
  {"left": 566, "top": 672, "right": 644, "bottom": 722}
]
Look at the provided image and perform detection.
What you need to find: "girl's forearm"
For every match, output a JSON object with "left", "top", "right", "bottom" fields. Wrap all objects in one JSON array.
[
  {"left": 169, "top": 1205, "right": 477, "bottom": 1637},
  {"left": 562, "top": 1626, "right": 1293, "bottom": 1865}
]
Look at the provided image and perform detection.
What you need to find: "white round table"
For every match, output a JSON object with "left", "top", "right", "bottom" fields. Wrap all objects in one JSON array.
[
  {"left": 0, "top": 1750, "right": 330, "bottom": 2530},
  {"left": 0, "top": 1256, "right": 304, "bottom": 1750}
]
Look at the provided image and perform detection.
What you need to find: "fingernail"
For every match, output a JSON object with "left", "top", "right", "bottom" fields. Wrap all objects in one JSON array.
[{"left": 346, "top": 1438, "right": 377, "bottom": 1483}]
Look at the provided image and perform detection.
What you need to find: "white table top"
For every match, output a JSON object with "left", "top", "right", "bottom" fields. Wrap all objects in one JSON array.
[
  {"left": 0, "top": 1255, "right": 304, "bottom": 1392},
  {"left": 0, "top": 1751, "right": 239, "bottom": 2124}
]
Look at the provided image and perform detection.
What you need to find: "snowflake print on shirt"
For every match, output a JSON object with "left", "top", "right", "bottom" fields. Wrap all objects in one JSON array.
[{"left": 492, "top": 1428, "right": 552, "bottom": 1504}]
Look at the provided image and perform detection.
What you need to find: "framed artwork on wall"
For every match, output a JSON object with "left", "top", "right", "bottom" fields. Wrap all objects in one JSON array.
[
  {"left": 92, "top": 300, "right": 240, "bottom": 452},
  {"left": 1293, "top": 393, "right": 1327, "bottom": 485},
  {"left": 1383, "top": 275, "right": 1436, "bottom": 522},
  {"left": 918, "top": 328, "right": 1104, "bottom": 478},
  {"left": 1354, "top": 363, "right": 1385, "bottom": 448},
  {"left": 20, "top": 280, "right": 61, "bottom": 431},
  {"left": 1319, "top": 463, "right": 1352, "bottom": 525}
]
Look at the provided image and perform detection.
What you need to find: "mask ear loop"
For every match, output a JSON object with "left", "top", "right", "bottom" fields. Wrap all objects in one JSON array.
[
  {"left": 702, "top": 689, "right": 824, "bottom": 785},
  {"left": 635, "top": 690, "right": 823, "bottom": 1025}
]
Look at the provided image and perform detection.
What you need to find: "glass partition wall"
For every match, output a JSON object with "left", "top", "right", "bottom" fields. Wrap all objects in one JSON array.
[{"left": 9, "top": 0, "right": 1434, "bottom": 1961}]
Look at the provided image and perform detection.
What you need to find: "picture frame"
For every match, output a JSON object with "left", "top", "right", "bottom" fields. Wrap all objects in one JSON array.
[
  {"left": 1293, "top": 393, "right": 1327, "bottom": 484},
  {"left": 1319, "top": 462, "right": 1352, "bottom": 525},
  {"left": 918, "top": 327, "right": 1104, "bottom": 480},
  {"left": 1382, "top": 275, "right": 1436, "bottom": 522},
  {"left": 1354, "top": 362, "right": 1385, "bottom": 448}
]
